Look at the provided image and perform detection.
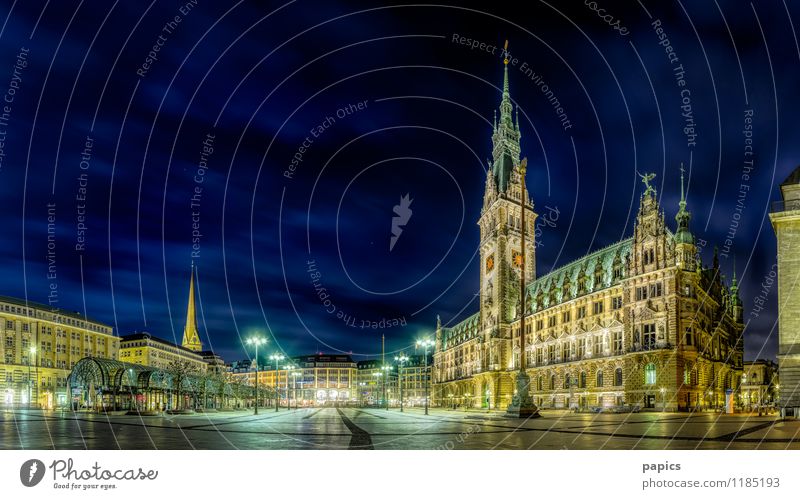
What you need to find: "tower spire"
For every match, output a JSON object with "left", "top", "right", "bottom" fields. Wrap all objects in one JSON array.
[
  {"left": 491, "top": 40, "right": 521, "bottom": 194},
  {"left": 499, "top": 40, "right": 513, "bottom": 130},
  {"left": 182, "top": 263, "right": 203, "bottom": 352}
]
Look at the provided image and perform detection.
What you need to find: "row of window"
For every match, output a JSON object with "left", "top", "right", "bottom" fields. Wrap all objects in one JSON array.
[
  {"left": 530, "top": 331, "right": 625, "bottom": 364},
  {"left": 535, "top": 368, "right": 625, "bottom": 390},
  {"left": 533, "top": 297, "right": 623, "bottom": 331},
  {"left": 635, "top": 282, "right": 663, "bottom": 301}
]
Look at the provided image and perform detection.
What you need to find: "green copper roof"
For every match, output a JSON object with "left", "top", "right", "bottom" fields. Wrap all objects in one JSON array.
[
  {"left": 440, "top": 312, "right": 480, "bottom": 350},
  {"left": 494, "top": 151, "right": 513, "bottom": 193},
  {"left": 674, "top": 166, "right": 694, "bottom": 244},
  {"left": 526, "top": 238, "right": 633, "bottom": 312}
]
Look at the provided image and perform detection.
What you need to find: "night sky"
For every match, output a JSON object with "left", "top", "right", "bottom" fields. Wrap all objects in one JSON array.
[{"left": 0, "top": 1, "right": 797, "bottom": 364}]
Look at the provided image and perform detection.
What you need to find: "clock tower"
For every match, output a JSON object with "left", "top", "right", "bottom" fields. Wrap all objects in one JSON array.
[{"left": 477, "top": 57, "right": 537, "bottom": 373}]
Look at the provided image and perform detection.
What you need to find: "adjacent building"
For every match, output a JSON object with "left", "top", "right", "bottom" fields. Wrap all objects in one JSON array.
[
  {"left": 0, "top": 296, "right": 118, "bottom": 409},
  {"left": 433, "top": 62, "right": 745, "bottom": 412},
  {"left": 119, "top": 332, "right": 208, "bottom": 372},
  {"left": 230, "top": 354, "right": 358, "bottom": 407},
  {"left": 397, "top": 354, "right": 431, "bottom": 407},
  {"left": 769, "top": 165, "right": 800, "bottom": 417},
  {"left": 741, "top": 359, "right": 779, "bottom": 411},
  {"left": 357, "top": 359, "right": 396, "bottom": 407}
]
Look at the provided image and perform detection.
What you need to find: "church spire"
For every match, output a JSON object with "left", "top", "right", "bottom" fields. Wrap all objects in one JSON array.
[{"left": 182, "top": 263, "right": 203, "bottom": 352}]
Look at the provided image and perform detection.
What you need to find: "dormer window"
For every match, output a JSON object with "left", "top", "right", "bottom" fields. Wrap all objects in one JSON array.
[{"left": 643, "top": 248, "right": 656, "bottom": 265}]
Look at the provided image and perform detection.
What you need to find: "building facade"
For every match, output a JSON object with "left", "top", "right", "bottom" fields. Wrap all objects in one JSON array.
[
  {"left": 230, "top": 354, "right": 358, "bottom": 407},
  {"left": 433, "top": 64, "right": 744, "bottom": 412},
  {"left": 119, "top": 332, "right": 208, "bottom": 372},
  {"left": 769, "top": 166, "right": 800, "bottom": 416},
  {"left": 397, "top": 355, "right": 431, "bottom": 407},
  {"left": 0, "top": 296, "right": 118, "bottom": 409},
  {"left": 357, "top": 359, "right": 396, "bottom": 407},
  {"left": 741, "top": 359, "right": 778, "bottom": 411}
]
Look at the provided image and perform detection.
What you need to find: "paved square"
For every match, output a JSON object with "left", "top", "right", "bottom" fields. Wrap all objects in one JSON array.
[{"left": 2, "top": 408, "right": 799, "bottom": 450}]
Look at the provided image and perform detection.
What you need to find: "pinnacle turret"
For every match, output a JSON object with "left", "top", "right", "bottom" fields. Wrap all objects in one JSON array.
[{"left": 675, "top": 164, "right": 694, "bottom": 245}]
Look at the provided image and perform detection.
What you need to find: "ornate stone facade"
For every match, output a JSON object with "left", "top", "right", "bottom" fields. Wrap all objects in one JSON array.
[{"left": 433, "top": 66, "right": 744, "bottom": 412}]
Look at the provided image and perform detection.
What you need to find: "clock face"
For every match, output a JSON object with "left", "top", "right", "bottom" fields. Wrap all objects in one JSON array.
[
  {"left": 512, "top": 250, "right": 523, "bottom": 268},
  {"left": 486, "top": 255, "right": 494, "bottom": 272}
]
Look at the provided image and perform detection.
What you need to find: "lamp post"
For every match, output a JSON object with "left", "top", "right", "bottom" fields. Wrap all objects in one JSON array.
[
  {"left": 660, "top": 387, "right": 666, "bottom": 412},
  {"left": 394, "top": 354, "right": 409, "bottom": 412},
  {"left": 417, "top": 338, "right": 434, "bottom": 415},
  {"left": 245, "top": 337, "right": 267, "bottom": 415},
  {"left": 381, "top": 365, "right": 391, "bottom": 411},
  {"left": 270, "top": 353, "right": 285, "bottom": 412},
  {"left": 27, "top": 346, "right": 36, "bottom": 409},
  {"left": 358, "top": 382, "right": 366, "bottom": 407},
  {"left": 291, "top": 369, "right": 300, "bottom": 409},
  {"left": 372, "top": 372, "right": 381, "bottom": 406},
  {"left": 282, "top": 363, "right": 295, "bottom": 409}
]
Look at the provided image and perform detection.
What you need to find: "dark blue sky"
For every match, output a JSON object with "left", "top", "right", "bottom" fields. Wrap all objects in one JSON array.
[{"left": 0, "top": 0, "right": 796, "bottom": 364}]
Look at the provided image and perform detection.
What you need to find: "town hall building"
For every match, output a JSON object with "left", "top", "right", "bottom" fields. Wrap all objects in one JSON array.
[{"left": 432, "top": 61, "right": 744, "bottom": 412}]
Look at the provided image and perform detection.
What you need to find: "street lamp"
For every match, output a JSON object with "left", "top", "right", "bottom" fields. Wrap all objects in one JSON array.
[
  {"left": 245, "top": 337, "right": 267, "bottom": 415},
  {"left": 381, "top": 365, "right": 392, "bottom": 411},
  {"left": 358, "top": 382, "right": 366, "bottom": 407},
  {"left": 394, "top": 354, "right": 409, "bottom": 412},
  {"left": 417, "top": 338, "right": 434, "bottom": 415},
  {"left": 283, "top": 364, "right": 297, "bottom": 409},
  {"left": 372, "top": 372, "right": 381, "bottom": 407},
  {"left": 660, "top": 387, "right": 666, "bottom": 412},
  {"left": 270, "top": 353, "right": 285, "bottom": 412},
  {"left": 290, "top": 369, "right": 301, "bottom": 409},
  {"left": 27, "top": 346, "right": 36, "bottom": 409}
]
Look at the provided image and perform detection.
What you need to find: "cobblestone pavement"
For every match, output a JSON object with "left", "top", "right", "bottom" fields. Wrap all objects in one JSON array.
[{"left": 2, "top": 407, "right": 798, "bottom": 450}]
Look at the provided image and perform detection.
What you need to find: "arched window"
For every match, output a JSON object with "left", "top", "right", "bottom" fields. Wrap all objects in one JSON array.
[
  {"left": 537, "top": 376, "right": 543, "bottom": 391},
  {"left": 614, "top": 368, "right": 623, "bottom": 386},
  {"left": 596, "top": 370, "right": 604, "bottom": 387},
  {"left": 549, "top": 374, "right": 555, "bottom": 390},
  {"left": 644, "top": 363, "right": 656, "bottom": 385},
  {"left": 579, "top": 371, "right": 587, "bottom": 388},
  {"left": 564, "top": 374, "right": 571, "bottom": 389}
]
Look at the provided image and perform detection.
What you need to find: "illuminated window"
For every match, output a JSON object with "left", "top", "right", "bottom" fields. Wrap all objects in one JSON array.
[
  {"left": 643, "top": 324, "right": 656, "bottom": 349},
  {"left": 644, "top": 363, "right": 656, "bottom": 385}
]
